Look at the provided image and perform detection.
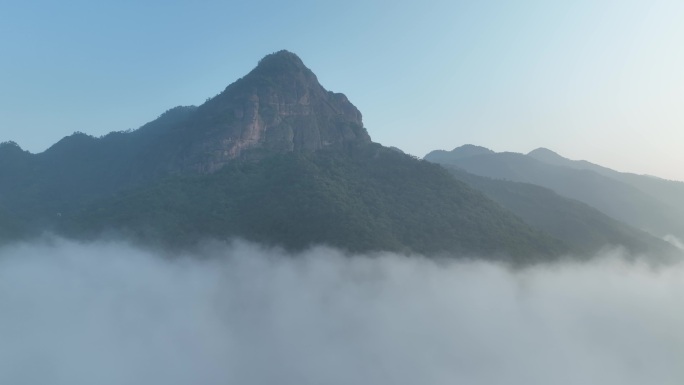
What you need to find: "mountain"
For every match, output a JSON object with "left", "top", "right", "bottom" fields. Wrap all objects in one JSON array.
[
  {"left": 426, "top": 145, "right": 684, "bottom": 242},
  {"left": 177, "top": 50, "right": 371, "bottom": 172},
  {"left": 440, "top": 166, "right": 678, "bottom": 257},
  {"left": 60, "top": 145, "right": 568, "bottom": 261},
  {"left": 0, "top": 51, "right": 370, "bottom": 220},
  {"left": 0, "top": 51, "right": 568, "bottom": 261},
  {"left": 424, "top": 144, "right": 493, "bottom": 163},
  {"left": 528, "top": 147, "right": 684, "bottom": 215}
]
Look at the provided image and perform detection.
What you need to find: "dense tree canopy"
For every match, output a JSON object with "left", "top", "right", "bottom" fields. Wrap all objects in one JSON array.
[{"left": 60, "top": 144, "right": 567, "bottom": 262}]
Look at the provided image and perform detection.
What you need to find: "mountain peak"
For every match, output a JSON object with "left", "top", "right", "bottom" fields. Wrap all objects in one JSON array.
[
  {"left": 243, "top": 50, "right": 315, "bottom": 84},
  {"left": 527, "top": 148, "right": 574, "bottom": 167},
  {"left": 528, "top": 147, "right": 562, "bottom": 159},
  {"left": 176, "top": 50, "right": 370, "bottom": 172},
  {"left": 0, "top": 141, "right": 27, "bottom": 158},
  {"left": 451, "top": 144, "right": 494, "bottom": 155},
  {"left": 424, "top": 144, "right": 494, "bottom": 164},
  {"left": 0, "top": 141, "right": 22, "bottom": 150},
  {"left": 257, "top": 50, "right": 306, "bottom": 68}
]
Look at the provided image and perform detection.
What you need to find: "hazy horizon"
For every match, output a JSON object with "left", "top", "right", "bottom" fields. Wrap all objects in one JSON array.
[{"left": 1, "top": 1, "right": 682, "bottom": 181}]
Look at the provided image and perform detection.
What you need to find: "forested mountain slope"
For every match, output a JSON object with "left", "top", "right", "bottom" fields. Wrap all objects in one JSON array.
[{"left": 426, "top": 146, "right": 684, "bottom": 241}]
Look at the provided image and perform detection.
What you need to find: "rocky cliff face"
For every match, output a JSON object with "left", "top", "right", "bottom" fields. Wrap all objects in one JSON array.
[{"left": 177, "top": 50, "right": 371, "bottom": 172}]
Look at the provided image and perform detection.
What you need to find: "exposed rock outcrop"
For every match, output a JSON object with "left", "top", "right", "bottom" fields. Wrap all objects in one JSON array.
[
  {"left": 0, "top": 51, "right": 374, "bottom": 217},
  {"left": 179, "top": 50, "right": 371, "bottom": 172}
]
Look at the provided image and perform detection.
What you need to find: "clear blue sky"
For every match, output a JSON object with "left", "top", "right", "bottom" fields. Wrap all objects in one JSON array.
[{"left": 1, "top": 0, "right": 683, "bottom": 180}]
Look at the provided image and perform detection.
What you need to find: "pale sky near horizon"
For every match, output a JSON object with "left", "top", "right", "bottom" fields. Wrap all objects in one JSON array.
[{"left": 1, "top": 1, "right": 683, "bottom": 180}]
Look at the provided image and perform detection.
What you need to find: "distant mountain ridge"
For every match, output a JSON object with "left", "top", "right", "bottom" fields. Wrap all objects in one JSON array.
[
  {"left": 440, "top": 165, "right": 677, "bottom": 257},
  {"left": 527, "top": 147, "right": 684, "bottom": 213},
  {"left": 426, "top": 145, "right": 684, "bottom": 244},
  {"left": 424, "top": 145, "right": 493, "bottom": 163}
]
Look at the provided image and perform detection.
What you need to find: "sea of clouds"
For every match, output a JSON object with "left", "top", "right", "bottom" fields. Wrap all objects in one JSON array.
[
  {"left": 664, "top": 234, "right": 684, "bottom": 251},
  {"left": 1, "top": 238, "right": 683, "bottom": 385}
]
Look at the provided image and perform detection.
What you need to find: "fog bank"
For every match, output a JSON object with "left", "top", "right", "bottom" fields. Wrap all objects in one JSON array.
[
  {"left": 664, "top": 234, "right": 684, "bottom": 251},
  {"left": 1, "top": 239, "right": 683, "bottom": 385}
]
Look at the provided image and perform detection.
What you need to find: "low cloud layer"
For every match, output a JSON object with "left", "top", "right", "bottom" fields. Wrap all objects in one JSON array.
[
  {"left": 1, "top": 239, "right": 683, "bottom": 385},
  {"left": 664, "top": 234, "right": 684, "bottom": 251}
]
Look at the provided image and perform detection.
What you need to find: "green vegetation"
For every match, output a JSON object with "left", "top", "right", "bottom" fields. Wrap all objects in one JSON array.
[
  {"left": 426, "top": 146, "right": 684, "bottom": 240},
  {"left": 61, "top": 144, "right": 567, "bottom": 261},
  {"left": 0, "top": 208, "right": 27, "bottom": 244},
  {"left": 442, "top": 166, "right": 678, "bottom": 257},
  {"left": 0, "top": 106, "right": 198, "bottom": 222},
  {"left": 6, "top": 51, "right": 672, "bottom": 262}
]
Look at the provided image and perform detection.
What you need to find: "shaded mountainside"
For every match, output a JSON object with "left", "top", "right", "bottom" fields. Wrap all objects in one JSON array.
[
  {"left": 440, "top": 165, "right": 679, "bottom": 258},
  {"left": 59, "top": 145, "right": 568, "bottom": 262},
  {"left": 424, "top": 144, "right": 493, "bottom": 163},
  {"left": 2, "top": 50, "right": 676, "bottom": 261},
  {"left": 0, "top": 51, "right": 570, "bottom": 261},
  {"left": 0, "top": 207, "right": 28, "bottom": 243},
  {"left": 426, "top": 146, "right": 684, "bottom": 241},
  {"left": 0, "top": 51, "right": 370, "bottom": 222},
  {"left": 528, "top": 147, "right": 684, "bottom": 216}
]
